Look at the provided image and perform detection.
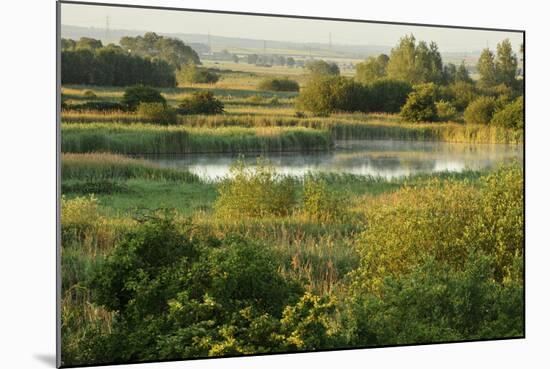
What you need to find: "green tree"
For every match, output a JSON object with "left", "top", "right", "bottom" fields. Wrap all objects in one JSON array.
[
  {"left": 464, "top": 96, "right": 497, "bottom": 124},
  {"left": 456, "top": 61, "right": 472, "bottom": 83},
  {"left": 400, "top": 83, "right": 438, "bottom": 122},
  {"left": 495, "top": 39, "right": 518, "bottom": 88},
  {"left": 355, "top": 54, "right": 389, "bottom": 83},
  {"left": 75, "top": 37, "right": 103, "bottom": 51},
  {"left": 305, "top": 60, "right": 340, "bottom": 76},
  {"left": 477, "top": 48, "right": 497, "bottom": 88},
  {"left": 122, "top": 85, "right": 166, "bottom": 111}
]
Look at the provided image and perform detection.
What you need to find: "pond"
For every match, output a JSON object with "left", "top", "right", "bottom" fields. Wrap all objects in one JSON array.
[{"left": 144, "top": 139, "right": 523, "bottom": 181}]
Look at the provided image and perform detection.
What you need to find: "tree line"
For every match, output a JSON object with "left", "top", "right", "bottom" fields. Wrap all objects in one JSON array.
[{"left": 61, "top": 33, "right": 200, "bottom": 87}]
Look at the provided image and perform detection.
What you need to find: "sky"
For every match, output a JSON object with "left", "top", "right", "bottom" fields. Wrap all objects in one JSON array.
[{"left": 61, "top": 2, "right": 523, "bottom": 53}]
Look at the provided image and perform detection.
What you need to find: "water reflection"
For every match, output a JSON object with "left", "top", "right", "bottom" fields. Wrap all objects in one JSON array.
[{"left": 142, "top": 140, "right": 523, "bottom": 181}]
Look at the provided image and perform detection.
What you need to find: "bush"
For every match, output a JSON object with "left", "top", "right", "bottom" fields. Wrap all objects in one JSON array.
[
  {"left": 214, "top": 159, "right": 296, "bottom": 218},
  {"left": 177, "top": 91, "right": 224, "bottom": 115},
  {"left": 367, "top": 79, "right": 412, "bottom": 113},
  {"left": 122, "top": 85, "right": 166, "bottom": 111},
  {"left": 65, "top": 101, "right": 126, "bottom": 112},
  {"left": 302, "top": 177, "right": 343, "bottom": 223},
  {"left": 400, "top": 83, "right": 438, "bottom": 122},
  {"left": 83, "top": 90, "right": 97, "bottom": 99},
  {"left": 444, "top": 81, "right": 478, "bottom": 111},
  {"left": 137, "top": 102, "right": 177, "bottom": 125},
  {"left": 464, "top": 96, "right": 497, "bottom": 125},
  {"left": 435, "top": 100, "right": 458, "bottom": 121},
  {"left": 296, "top": 76, "right": 367, "bottom": 116},
  {"left": 84, "top": 213, "right": 336, "bottom": 363},
  {"left": 245, "top": 95, "right": 265, "bottom": 105},
  {"left": 490, "top": 97, "right": 524, "bottom": 129},
  {"left": 258, "top": 78, "right": 300, "bottom": 92},
  {"left": 177, "top": 63, "right": 220, "bottom": 85}
]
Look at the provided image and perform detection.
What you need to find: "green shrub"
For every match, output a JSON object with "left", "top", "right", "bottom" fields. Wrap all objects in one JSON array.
[
  {"left": 122, "top": 85, "right": 166, "bottom": 111},
  {"left": 177, "top": 91, "right": 224, "bottom": 115},
  {"left": 269, "top": 96, "right": 281, "bottom": 105},
  {"left": 400, "top": 83, "right": 438, "bottom": 122},
  {"left": 302, "top": 177, "right": 343, "bottom": 223},
  {"left": 214, "top": 158, "right": 296, "bottom": 218},
  {"left": 491, "top": 96, "right": 524, "bottom": 129},
  {"left": 245, "top": 94, "right": 265, "bottom": 105},
  {"left": 258, "top": 77, "right": 300, "bottom": 92},
  {"left": 296, "top": 76, "right": 367, "bottom": 116},
  {"left": 82, "top": 213, "right": 336, "bottom": 363},
  {"left": 62, "top": 180, "right": 130, "bottom": 194},
  {"left": 137, "top": 102, "right": 177, "bottom": 125},
  {"left": 66, "top": 101, "right": 126, "bottom": 112},
  {"left": 83, "top": 90, "right": 97, "bottom": 99},
  {"left": 464, "top": 96, "right": 497, "bottom": 124},
  {"left": 435, "top": 100, "right": 458, "bottom": 121},
  {"left": 367, "top": 79, "right": 412, "bottom": 113},
  {"left": 177, "top": 63, "right": 220, "bottom": 85},
  {"left": 443, "top": 81, "right": 478, "bottom": 111}
]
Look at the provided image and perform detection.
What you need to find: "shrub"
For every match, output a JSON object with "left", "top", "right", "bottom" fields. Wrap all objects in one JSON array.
[
  {"left": 367, "top": 79, "right": 412, "bottom": 113},
  {"left": 442, "top": 81, "right": 478, "bottom": 111},
  {"left": 65, "top": 101, "right": 126, "bottom": 112},
  {"left": 214, "top": 158, "right": 296, "bottom": 218},
  {"left": 490, "top": 96, "right": 524, "bottom": 129},
  {"left": 400, "top": 83, "right": 438, "bottom": 122},
  {"left": 245, "top": 95, "right": 265, "bottom": 105},
  {"left": 302, "top": 177, "right": 343, "bottom": 223},
  {"left": 464, "top": 96, "right": 497, "bottom": 124},
  {"left": 122, "top": 85, "right": 166, "bottom": 111},
  {"left": 269, "top": 96, "right": 281, "bottom": 105},
  {"left": 258, "top": 78, "right": 300, "bottom": 92},
  {"left": 83, "top": 90, "right": 97, "bottom": 99},
  {"left": 435, "top": 100, "right": 458, "bottom": 121},
  {"left": 85, "top": 213, "right": 335, "bottom": 362},
  {"left": 305, "top": 60, "right": 340, "bottom": 76},
  {"left": 296, "top": 76, "right": 367, "bottom": 116},
  {"left": 137, "top": 102, "right": 177, "bottom": 125},
  {"left": 177, "top": 63, "right": 220, "bottom": 85},
  {"left": 177, "top": 91, "right": 224, "bottom": 115}
]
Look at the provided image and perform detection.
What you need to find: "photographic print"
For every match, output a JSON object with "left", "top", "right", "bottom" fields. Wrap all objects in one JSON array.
[{"left": 58, "top": 1, "right": 524, "bottom": 367}]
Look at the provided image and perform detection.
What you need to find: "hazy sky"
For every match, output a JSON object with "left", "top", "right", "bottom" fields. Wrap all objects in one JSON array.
[{"left": 61, "top": 2, "right": 523, "bottom": 52}]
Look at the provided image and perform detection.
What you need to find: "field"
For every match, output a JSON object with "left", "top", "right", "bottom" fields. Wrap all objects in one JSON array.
[{"left": 60, "top": 53, "right": 524, "bottom": 366}]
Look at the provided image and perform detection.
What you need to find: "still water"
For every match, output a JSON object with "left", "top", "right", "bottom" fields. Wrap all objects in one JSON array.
[{"left": 145, "top": 140, "right": 523, "bottom": 181}]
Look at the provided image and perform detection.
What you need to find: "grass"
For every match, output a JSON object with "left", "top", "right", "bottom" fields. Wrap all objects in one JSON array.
[{"left": 61, "top": 124, "right": 332, "bottom": 154}]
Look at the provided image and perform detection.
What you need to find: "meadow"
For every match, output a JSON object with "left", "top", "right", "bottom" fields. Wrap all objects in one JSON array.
[{"left": 60, "top": 54, "right": 524, "bottom": 366}]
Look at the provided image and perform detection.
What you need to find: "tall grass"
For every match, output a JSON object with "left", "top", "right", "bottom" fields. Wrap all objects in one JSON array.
[
  {"left": 61, "top": 153, "right": 200, "bottom": 182},
  {"left": 61, "top": 123, "right": 332, "bottom": 154}
]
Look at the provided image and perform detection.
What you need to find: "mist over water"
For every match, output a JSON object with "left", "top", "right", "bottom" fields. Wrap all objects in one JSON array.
[{"left": 143, "top": 139, "right": 523, "bottom": 181}]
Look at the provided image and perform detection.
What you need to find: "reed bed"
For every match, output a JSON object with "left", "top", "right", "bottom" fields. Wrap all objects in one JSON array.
[
  {"left": 61, "top": 152, "right": 200, "bottom": 182},
  {"left": 61, "top": 123, "right": 332, "bottom": 154}
]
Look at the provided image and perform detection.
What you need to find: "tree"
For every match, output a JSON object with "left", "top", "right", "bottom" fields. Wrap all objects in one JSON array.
[
  {"left": 386, "top": 35, "right": 443, "bottom": 84},
  {"left": 177, "top": 63, "right": 220, "bottom": 85},
  {"left": 305, "top": 60, "right": 340, "bottom": 76},
  {"left": 476, "top": 48, "right": 497, "bottom": 88},
  {"left": 286, "top": 57, "right": 296, "bottom": 67},
  {"left": 456, "top": 61, "right": 472, "bottom": 83},
  {"left": 464, "top": 96, "right": 497, "bottom": 124},
  {"left": 355, "top": 54, "right": 389, "bottom": 83},
  {"left": 495, "top": 39, "right": 518, "bottom": 88},
  {"left": 61, "top": 38, "right": 76, "bottom": 51},
  {"left": 122, "top": 85, "right": 166, "bottom": 111},
  {"left": 400, "top": 83, "right": 438, "bottom": 122},
  {"left": 120, "top": 32, "right": 200, "bottom": 69},
  {"left": 75, "top": 37, "right": 103, "bottom": 51}
]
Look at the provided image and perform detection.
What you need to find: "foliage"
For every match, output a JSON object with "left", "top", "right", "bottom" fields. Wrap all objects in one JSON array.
[
  {"left": 214, "top": 159, "right": 297, "bottom": 218},
  {"left": 122, "top": 85, "right": 166, "bottom": 111},
  {"left": 258, "top": 78, "right": 300, "bottom": 92},
  {"left": 400, "top": 83, "right": 438, "bottom": 122},
  {"left": 355, "top": 54, "right": 389, "bottom": 83},
  {"left": 490, "top": 97, "right": 524, "bottom": 129},
  {"left": 305, "top": 60, "right": 340, "bottom": 76},
  {"left": 302, "top": 177, "right": 343, "bottom": 223},
  {"left": 177, "top": 63, "right": 220, "bottom": 85},
  {"left": 477, "top": 48, "right": 497, "bottom": 89},
  {"left": 464, "top": 96, "right": 497, "bottom": 125},
  {"left": 83, "top": 90, "right": 97, "bottom": 99},
  {"left": 61, "top": 46, "right": 176, "bottom": 87},
  {"left": 495, "top": 39, "right": 519, "bottom": 88},
  {"left": 345, "top": 252, "right": 523, "bottom": 346},
  {"left": 65, "top": 101, "right": 126, "bottom": 112},
  {"left": 435, "top": 100, "right": 458, "bottom": 121},
  {"left": 296, "top": 76, "right": 367, "bottom": 116},
  {"left": 119, "top": 32, "right": 200, "bottom": 69},
  {"left": 137, "top": 102, "right": 177, "bottom": 125},
  {"left": 177, "top": 91, "right": 224, "bottom": 115},
  {"left": 366, "top": 79, "right": 412, "bottom": 113},
  {"left": 440, "top": 81, "right": 478, "bottom": 111},
  {"left": 386, "top": 35, "right": 443, "bottom": 84}
]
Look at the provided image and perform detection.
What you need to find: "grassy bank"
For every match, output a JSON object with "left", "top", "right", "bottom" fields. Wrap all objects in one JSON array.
[{"left": 61, "top": 123, "right": 332, "bottom": 154}]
